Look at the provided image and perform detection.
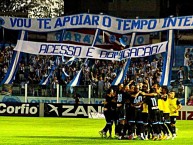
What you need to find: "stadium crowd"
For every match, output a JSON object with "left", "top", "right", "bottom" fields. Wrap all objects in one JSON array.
[{"left": 0, "top": 44, "right": 192, "bottom": 98}]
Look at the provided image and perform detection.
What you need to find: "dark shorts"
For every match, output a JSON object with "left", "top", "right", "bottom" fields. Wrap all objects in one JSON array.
[
  {"left": 149, "top": 109, "right": 160, "bottom": 124},
  {"left": 135, "top": 108, "right": 143, "bottom": 123},
  {"left": 163, "top": 113, "right": 170, "bottom": 123},
  {"left": 142, "top": 113, "right": 148, "bottom": 124},
  {"left": 104, "top": 110, "right": 112, "bottom": 123},
  {"left": 170, "top": 116, "right": 177, "bottom": 124},
  {"left": 116, "top": 107, "right": 125, "bottom": 121},
  {"left": 126, "top": 107, "right": 135, "bottom": 123}
]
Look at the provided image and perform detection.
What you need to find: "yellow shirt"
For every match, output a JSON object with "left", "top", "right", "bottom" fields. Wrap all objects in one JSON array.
[
  {"left": 168, "top": 98, "right": 179, "bottom": 116},
  {"left": 162, "top": 95, "right": 170, "bottom": 113},
  {"left": 142, "top": 103, "right": 148, "bottom": 113},
  {"left": 158, "top": 98, "right": 163, "bottom": 111}
]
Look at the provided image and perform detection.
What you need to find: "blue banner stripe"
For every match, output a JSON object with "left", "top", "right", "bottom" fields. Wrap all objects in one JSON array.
[
  {"left": 167, "top": 31, "right": 174, "bottom": 85},
  {"left": 0, "top": 31, "right": 26, "bottom": 85},
  {"left": 67, "top": 69, "right": 82, "bottom": 87},
  {"left": 111, "top": 59, "right": 131, "bottom": 86}
]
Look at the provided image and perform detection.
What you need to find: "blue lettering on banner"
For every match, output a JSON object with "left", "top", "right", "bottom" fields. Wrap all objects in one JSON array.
[
  {"left": 99, "top": 51, "right": 120, "bottom": 59},
  {"left": 86, "top": 47, "right": 95, "bottom": 57},
  {"left": 148, "top": 20, "right": 157, "bottom": 29},
  {"left": 83, "top": 15, "right": 92, "bottom": 25},
  {"left": 62, "top": 16, "right": 70, "bottom": 26},
  {"left": 64, "top": 31, "right": 72, "bottom": 41},
  {"left": 44, "top": 19, "right": 51, "bottom": 29},
  {"left": 117, "top": 19, "right": 157, "bottom": 31},
  {"left": 55, "top": 31, "right": 119, "bottom": 45},
  {"left": 162, "top": 16, "right": 193, "bottom": 28},
  {"left": 10, "top": 18, "right": 31, "bottom": 28},
  {"left": 102, "top": 16, "right": 111, "bottom": 27},
  {"left": 143, "top": 46, "right": 152, "bottom": 56},
  {"left": 184, "top": 16, "right": 191, "bottom": 26},
  {"left": 54, "top": 18, "right": 63, "bottom": 28},
  {"left": 54, "top": 14, "right": 100, "bottom": 28},
  {"left": 96, "top": 35, "right": 102, "bottom": 44},
  {"left": 55, "top": 32, "right": 61, "bottom": 41},
  {"left": 39, "top": 44, "right": 82, "bottom": 56},
  {"left": 120, "top": 43, "right": 164, "bottom": 59},
  {"left": 83, "top": 35, "right": 91, "bottom": 43},
  {"left": 5, "top": 14, "right": 193, "bottom": 32},
  {"left": 74, "top": 33, "right": 81, "bottom": 42},
  {"left": 123, "top": 19, "right": 131, "bottom": 30}
]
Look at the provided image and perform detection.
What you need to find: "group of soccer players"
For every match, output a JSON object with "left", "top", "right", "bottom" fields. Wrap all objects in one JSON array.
[{"left": 99, "top": 81, "right": 182, "bottom": 141}]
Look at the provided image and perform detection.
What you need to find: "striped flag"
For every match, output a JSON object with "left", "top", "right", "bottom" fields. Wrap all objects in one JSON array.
[
  {"left": 39, "top": 73, "right": 52, "bottom": 86},
  {"left": 67, "top": 69, "right": 82, "bottom": 87},
  {"left": 65, "top": 57, "right": 78, "bottom": 66},
  {"left": 67, "top": 58, "right": 88, "bottom": 87},
  {"left": 160, "top": 29, "right": 174, "bottom": 86},
  {"left": 111, "top": 30, "right": 136, "bottom": 86},
  {"left": 61, "top": 68, "right": 69, "bottom": 81},
  {"left": 61, "top": 53, "right": 65, "bottom": 63},
  {"left": 111, "top": 59, "right": 131, "bottom": 86},
  {"left": 39, "top": 57, "right": 58, "bottom": 85},
  {"left": 119, "top": 38, "right": 127, "bottom": 47},
  {"left": 0, "top": 31, "right": 27, "bottom": 85}
]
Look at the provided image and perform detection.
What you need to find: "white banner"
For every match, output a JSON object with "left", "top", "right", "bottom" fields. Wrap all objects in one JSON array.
[
  {"left": 1, "top": 14, "right": 193, "bottom": 33},
  {"left": 14, "top": 40, "right": 167, "bottom": 61},
  {"left": 47, "top": 31, "right": 150, "bottom": 45}
]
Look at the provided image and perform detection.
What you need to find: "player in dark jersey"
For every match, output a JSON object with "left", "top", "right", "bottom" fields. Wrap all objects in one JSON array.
[
  {"left": 124, "top": 85, "right": 132, "bottom": 138},
  {"left": 128, "top": 85, "right": 144, "bottom": 140},
  {"left": 142, "top": 90, "right": 161, "bottom": 141},
  {"left": 115, "top": 83, "right": 127, "bottom": 139},
  {"left": 141, "top": 83, "right": 150, "bottom": 140},
  {"left": 99, "top": 88, "right": 114, "bottom": 138},
  {"left": 152, "top": 83, "right": 165, "bottom": 140},
  {"left": 133, "top": 85, "right": 145, "bottom": 140}
]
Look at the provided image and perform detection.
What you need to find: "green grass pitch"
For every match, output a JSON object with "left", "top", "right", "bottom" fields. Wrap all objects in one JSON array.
[{"left": 0, "top": 117, "right": 193, "bottom": 145}]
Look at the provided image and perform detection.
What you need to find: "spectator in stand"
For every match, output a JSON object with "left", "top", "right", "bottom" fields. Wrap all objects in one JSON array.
[
  {"left": 184, "top": 53, "right": 190, "bottom": 80},
  {"left": 104, "top": 77, "right": 111, "bottom": 93},
  {"left": 0, "top": 52, "right": 4, "bottom": 68},
  {"left": 177, "top": 66, "right": 184, "bottom": 83},
  {"left": 2, "top": 64, "right": 8, "bottom": 77},
  {"left": 187, "top": 94, "right": 193, "bottom": 106},
  {"left": 98, "top": 76, "right": 104, "bottom": 98},
  {"left": 51, "top": 76, "right": 58, "bottom": 97},
  {"left": 178, "top": 82, "right": 184, "bottom": 98}
]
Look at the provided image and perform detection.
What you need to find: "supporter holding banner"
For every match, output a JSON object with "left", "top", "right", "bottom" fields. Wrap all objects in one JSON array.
[{"left": 13, "top": 40, "right": 168, "bottom": 61}]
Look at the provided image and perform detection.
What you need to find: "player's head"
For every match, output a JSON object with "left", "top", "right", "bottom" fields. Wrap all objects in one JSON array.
[
  {"left": 152, "top": 83, "right": 160, "bottom": 89},
  {"left": 106, "top": 89, "right": 112, "bottom": 96},
  {"left": 118, "top": 83, "right": 124, "bottom": 90},
  {"left": 142, "top": 84, "right": 148, "bottom": 92},
  {"left": 162, "top": 86, "right": 168, "bottom": 94},
  {"left": 124, "top": 85, "right": 130, "bottom": 91},
  {"left": 134, "top": 85, "right": 140, "bottom": 92},
  {"left": 168, "top": 91, "right": 175, "bottom": 99}
]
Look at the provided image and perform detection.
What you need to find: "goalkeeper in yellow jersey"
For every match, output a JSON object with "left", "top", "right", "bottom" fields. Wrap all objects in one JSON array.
[{"left": 168, "top": 91, "right": 182, "bottom": 140}]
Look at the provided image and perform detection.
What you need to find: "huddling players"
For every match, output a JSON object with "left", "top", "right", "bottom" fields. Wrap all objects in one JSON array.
[{"left": 99, "top": 80, "right": 182, "bottom": 141}]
